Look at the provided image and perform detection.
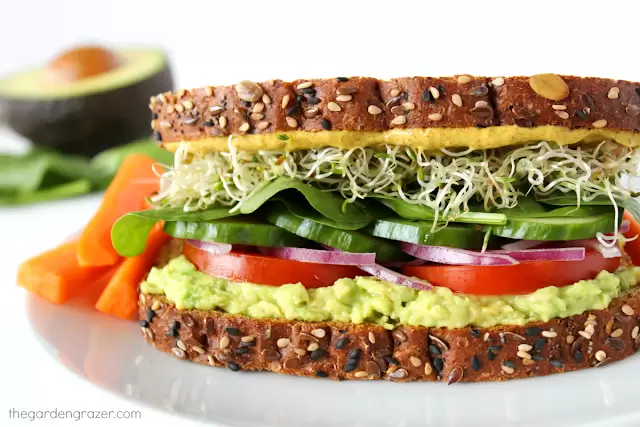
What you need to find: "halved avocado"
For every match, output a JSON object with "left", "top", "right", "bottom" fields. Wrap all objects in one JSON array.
[{"left": 0, "top": 47, "right": 173, "bottom": 156}]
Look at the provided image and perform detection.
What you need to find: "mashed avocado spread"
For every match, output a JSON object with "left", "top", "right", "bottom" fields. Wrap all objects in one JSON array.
[{"left": 141, "top": 256, "right": 640, "bottom": 329}]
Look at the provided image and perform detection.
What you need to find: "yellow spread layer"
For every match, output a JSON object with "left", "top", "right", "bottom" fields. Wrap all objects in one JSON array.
[{"left": 162, "top": 126, "right": 640, "bottom": 153}]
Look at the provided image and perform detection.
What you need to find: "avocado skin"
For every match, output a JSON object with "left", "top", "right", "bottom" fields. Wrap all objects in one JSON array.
[{"left": 1, "top": 65, "right": 173, "bottom": 156}]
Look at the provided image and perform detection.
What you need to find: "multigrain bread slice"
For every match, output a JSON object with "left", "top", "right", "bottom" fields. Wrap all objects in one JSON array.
[
  {"left": 139, "top": 286, "right": 640, "bottom": 383},
  {"left": 149, "top": 74, "right": 640, "bottom": 150}
]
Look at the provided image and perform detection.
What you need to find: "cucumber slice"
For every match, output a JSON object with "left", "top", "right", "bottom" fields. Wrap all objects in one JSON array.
[
  {"left": 489, "top": 208, "right": 617, "bottom": 240},
  {"left": 163, "top": 219, "right": 308, "bottom": 247},
  {"left": 266, "top": 204, "right": 408, "bottom": 262},
  {"left": 365, "top": 218, "right": 485, "bottom": 249}
]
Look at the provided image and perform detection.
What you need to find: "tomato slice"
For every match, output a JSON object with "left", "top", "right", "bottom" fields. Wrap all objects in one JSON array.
[
  {"left": 182, "top": 243, "right": 363, "bottom": 288},
  {"left": 401, "top": 250, "right": 621, "bottom": 295},
  {"left": 623, "top": 211, "right": 640, "bottom": 266}
]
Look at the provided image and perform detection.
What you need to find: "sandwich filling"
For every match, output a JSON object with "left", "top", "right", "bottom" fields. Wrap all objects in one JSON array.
[
  {"left": 141, "top": 255, "right": 640, "bottom": 329},
  {"left": 153, "top": 139, "right": 640, "bottom": 219}
]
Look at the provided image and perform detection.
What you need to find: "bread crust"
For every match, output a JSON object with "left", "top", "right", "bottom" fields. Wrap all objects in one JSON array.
[
  {"left": 150, "top": 75, "right": 640, "bottom": 146},
  {"left": 139, "top": 286, "right": 640, "bottom": 383}
]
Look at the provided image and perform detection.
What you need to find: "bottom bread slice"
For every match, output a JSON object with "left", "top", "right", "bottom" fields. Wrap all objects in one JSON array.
[{"left": 139, "top": 287, "right": 640, "bottom": 383}]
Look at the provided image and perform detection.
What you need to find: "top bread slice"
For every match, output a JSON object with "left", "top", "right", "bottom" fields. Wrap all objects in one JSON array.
[{"left": 149, "top": 74, "right": 640, "bottom": 152}]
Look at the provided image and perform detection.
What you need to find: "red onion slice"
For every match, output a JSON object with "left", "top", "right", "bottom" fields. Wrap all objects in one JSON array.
[
  {"left": 399, "top": 242, "right": 518, "bottom": 266},
  {"left": 501, "top": 240, "right": 545, "bottom": 251},
  {"left": 186, "top": 240, "right": 232, "bottom": 254},
  {"left": 565, "top": 238, "right": 622, "bottom": 258},
  {"left": 358, "top": 264, "right": 432, "bottom": 290},
  {"left": 259, "top": 247, "right": 375, "bottom": 265},
  {"left": 490, "top": 247, "right": 585, "bottom": 262},
  {"left": 621, "top": 220, "right": 630, "bottom": 234}
]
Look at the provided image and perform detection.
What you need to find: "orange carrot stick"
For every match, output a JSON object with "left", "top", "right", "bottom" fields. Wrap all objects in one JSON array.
[
  {"left": 95, "top": 225, "right": 170, "bottom": 319},
  {"left": 17, "top": 240, "right": 112, "bottom": 304},
  {"left": 77, "top": 154, "right": 161, "bottom": 267}
]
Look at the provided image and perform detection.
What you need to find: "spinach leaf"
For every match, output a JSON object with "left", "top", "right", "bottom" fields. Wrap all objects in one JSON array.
[
  {"left": 0, "top": 179, "right": 91, "bottom": 205},
  {"left": 92, "top": 138, "right": 173, "bottom": 188},
  {"left": 373, "top": 196, "right": 507, "bottom": 225},
  {"left": 111, "top": 206, "right": 239, "bottom": 256},
  {"left": 274, "top": 195, "right": 371, "bottom": 230},
  {"left": 537, "top": 193, "right": 639, "bottom": 221},
  {"left": 240, "top": 177, "right": 371, "bottom": 224}
]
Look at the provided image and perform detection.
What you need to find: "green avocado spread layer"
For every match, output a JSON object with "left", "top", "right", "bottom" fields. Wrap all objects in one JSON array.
[{"left": 141, "top": 256, "right": 640, "bottom": 329}]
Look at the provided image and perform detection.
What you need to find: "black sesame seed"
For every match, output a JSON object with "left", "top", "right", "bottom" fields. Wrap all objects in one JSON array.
[
  {"left": 503, "top": 360, "right": 516, "bottom": 369},
  {"left": 171, "top": 320, "right": 180, "bottom": 330},
  {"left": 301, "top": 87, "right": 316, "bottom": 96},
  {"left": 575, "top": 109, "right": 588, "bottom": 120},
  {"left": 428, "top": 344, "right": 441, "bottom": 355},
  {"left": 225, "top": 327, "right": 240, "bottom": 336},
  {"left": 384, "top": 355, "right": 400, "bottom": 366},
  {"left": 315, "top": 370, "right": 329, "bottom": 377},
  {"left": 573, "top": 349, "right": 583, "bottom": 362},
  {"left": 145, "top": 308, "right": 156, "bottom": 323},
  {"left": 234, "top": 347, "right": 249, "bottom": 355},
  {"left": 421, "top": 88, "right": 434, "bottom": 102},
  {"left": 433, "top": 357, "right": 444, "bottom": 373},
  {"left": 549, "top": 359, "right": 564, "bottom": 369},
  {"left": 636, "top": 87, "right": 640, "bottom": 97},
  {"left": 339, "top": 329, "right": 347, "bottom": 334},
  {"left": 152, "top": 112, "right": 158, "bottom": 120},
  {"left": 335, "top": 337, "right": 348, "bottom": 349},
  {"left": 228, "top": 362, "right": 240, "bottom": 372},
  {"left": 321, "top": 118, "right": 332, "bottom": 130},
  {"left": 203, "top": 120, "right": 215, "bottom": 127},
  {"left": 307, "top": 97, "right": 320, "bottom": 105},
  {"left": 344, "top": 361, "right": 357, "bottom": 373},
  {"left": 534, "top": 338, "right": 546, "bottom": 351},
  {"left": 487, "top": 351, "right": 496, "bottom": 361},
  {"left": 470, "top": 328, "right": 481, "bottom": 338},
  {"left": 139, "top": 320, "right": 149, "bottom": 328},
  {"left": 525, "top": 327, "right": 541, "bottom": 336},
  {"left": 437, "top": 84, "right": 446, "bottom": 95},
  {"left": 348, "top": 348, "right": 361, "bottom": 360},
  {"left": 167, "top": 328, "right": 178, "bottom": 337},
  {"left": 241, "top": 100, "right": 251, "bottom": 108},
  {"left": 296, "top": 95, "right": 305, "bottom": 103},
  {"left": 487, "top": 345, "right": 503, "bottom": 352},
  {"left": 310, "top": 349, "right": 326, "bottom": 361},
  {"left": 154, "top": 131, "right": 162, "bottom": 142},
  {"left": 336, "top": 77, "right": 349, "bottom": 82},
  {"left": 240, "top": 340, "right": 256, "bottom": 347},
  {"left": 287, "top": 104, "right": 301, "bottom": 116},
  {"left": 475, "top": 124, "right": 489, "bottom": 128},
  {"left": 531, "top": 354, "right": 544, "bottom": 362},
  {"left": 471, "top": 355, "right": 481, "bottom": 371}
]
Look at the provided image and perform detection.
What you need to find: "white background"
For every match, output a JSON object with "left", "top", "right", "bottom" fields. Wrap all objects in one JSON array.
[{"left": 2, "top": 0, "right": 640, "bottom": 425}]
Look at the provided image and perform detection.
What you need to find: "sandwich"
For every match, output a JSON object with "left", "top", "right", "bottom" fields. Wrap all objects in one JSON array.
[{"left": 114, "top": 73, "right": 640, "bottom": 383}]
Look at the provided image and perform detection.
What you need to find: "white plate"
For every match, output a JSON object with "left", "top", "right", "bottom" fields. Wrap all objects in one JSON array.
[{"left": 5, "top": 196, "right": 640, "bottom": 427}]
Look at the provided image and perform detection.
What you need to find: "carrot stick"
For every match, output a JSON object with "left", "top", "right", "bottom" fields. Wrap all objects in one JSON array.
[
  {"left": 95, "top": 225, "right": 169, "bottom": 319},
  {"left": 77, "top": 154, "right": 161, "bottom": 267},
  {"left": 17, "top": 240, "right": 112, "bottom": 304}
]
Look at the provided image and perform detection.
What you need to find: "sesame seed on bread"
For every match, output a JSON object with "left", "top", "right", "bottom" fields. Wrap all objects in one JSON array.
[
  {"left": 149, "top": 74, "right": 640, "bottom": 152},
  {"left": 139, "top": 284, "right": 640, "bottom": 383}
]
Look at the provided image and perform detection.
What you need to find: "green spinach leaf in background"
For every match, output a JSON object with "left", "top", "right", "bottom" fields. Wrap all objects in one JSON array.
[
  {"left": 91, "top": 138, "right": 173, "bottom": 187},
  {"left": 0, "top": 138, "right": 173, "bottom": 205}
]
